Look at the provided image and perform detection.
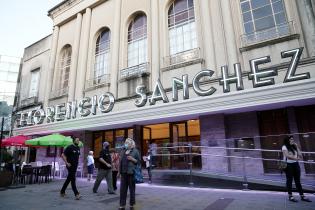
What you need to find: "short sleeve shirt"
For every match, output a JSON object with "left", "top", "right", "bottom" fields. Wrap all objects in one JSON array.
[
  {"left": 282, "top": 145, "right": 298, "bottom": 163},
  {"left": 99, "top": 149, "right": 112, "bottom": 170},
  {"left": 64, "top": 144, "right": 80, "bottom": 167}
]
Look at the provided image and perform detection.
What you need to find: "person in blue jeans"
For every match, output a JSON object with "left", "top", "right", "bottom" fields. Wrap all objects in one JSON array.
[
  {"left": 282, "top": 135, "right": 311, "bottom": 202},
  {"left": 60, "top": 137, "right": 81, "bottom": 200}
]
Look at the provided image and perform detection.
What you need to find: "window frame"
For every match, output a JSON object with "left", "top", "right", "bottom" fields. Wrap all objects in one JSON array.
[{"left": 127, "top": 14, "right": 148, "bottom": 67}]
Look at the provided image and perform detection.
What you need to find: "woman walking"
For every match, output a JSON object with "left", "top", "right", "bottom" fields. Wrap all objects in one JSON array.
[
  {"left": 119, "top": 138, "right": 140, "bottom": 210},
  {"left": 282, "top": 135, "right": 312, "bottom": 202}
]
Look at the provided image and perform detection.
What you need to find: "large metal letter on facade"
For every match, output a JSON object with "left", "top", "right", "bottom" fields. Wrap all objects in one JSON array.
[
  {"left": 192, "top": 70, "right": 216, "bottom": 96},
  {"left": 219, "top": 64, "right": 244, "bottom": 93},
  {"left": 172, "top": 74, "right": 189, "bottom": 101},
  {"left": 135, "top": 85, "right": 147, "bottom": 107},
  {"left": 149, "top": 79, "right": 169, "bottom": 105},
  {"left": 248, "top": 56, "right": 277, "bottom": 88},
  {"left": 282, "top": 48, "right": 310, "bottom": 83},
  {"left": 98, "top": 93, "right": 115, "bottom": 113}
]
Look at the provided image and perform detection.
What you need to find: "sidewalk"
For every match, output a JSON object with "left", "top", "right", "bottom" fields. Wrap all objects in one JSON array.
[{"left": 0, "top": 178, "right": 314, "bottom": 210}]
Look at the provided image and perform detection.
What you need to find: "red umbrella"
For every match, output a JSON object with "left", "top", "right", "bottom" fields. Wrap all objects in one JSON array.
[{"left": 1, "top": 135, "right": 30, "bottom": 147}]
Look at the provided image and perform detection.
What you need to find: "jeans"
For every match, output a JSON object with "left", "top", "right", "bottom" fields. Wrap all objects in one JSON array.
[
  {"left": 93, "top": 168, "right": 114, "bottom": 193},
  {"left": 120, "top": 173, "right": 136, "bottom": 206},
  {"left": 60, "top": 166, "right": 79, "bottom": 195},
  {"left": 285, "top": 162, "right": 304, "bottom": 196}
]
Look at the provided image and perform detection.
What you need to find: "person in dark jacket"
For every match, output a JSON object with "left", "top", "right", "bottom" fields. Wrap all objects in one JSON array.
[
  {"left": 93, "top": 141, "right": 115, "bottom": 194},
  {"left": 60, "top": 137, "right": 81, "bottom": 200},
  {"left": 119, "top": 138, "right": 140, "bottom": 210}
]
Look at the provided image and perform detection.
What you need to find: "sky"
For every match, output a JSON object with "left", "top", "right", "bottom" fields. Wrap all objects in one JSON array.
[{"left": 0, "top": 0, "right": 63, "bottom": 58}]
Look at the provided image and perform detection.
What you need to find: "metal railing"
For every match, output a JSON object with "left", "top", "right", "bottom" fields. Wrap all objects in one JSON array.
[
  {"left": 241, "top": 21, "right": 296, "bottom": 46},
  {"left": 85, "top": 74, "right": 110, "bottom": 90},
  {"left": 149, "top": 132, "right": 315, "bottom": 189},
  {"left": 164, "top": 48, "right": 200, "bottom": 66},
  {"left": 120, "top": 62, "right": 149, "bottom": 80},
  {"left": 49, "top": 87, "right": 68, "bottom": 99}
]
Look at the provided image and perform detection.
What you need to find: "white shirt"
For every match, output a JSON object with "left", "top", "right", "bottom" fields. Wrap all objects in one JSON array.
[
  {"left": 87, "top": 155, "right": 94, "bottom": 166},
  {"left": 282, "top": 145, "right": 298, "bottom": 163}
]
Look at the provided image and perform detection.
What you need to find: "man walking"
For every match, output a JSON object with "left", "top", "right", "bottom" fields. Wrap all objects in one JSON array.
[
  {"left": 60, "top": 137, "right": 81, "bottom": 200},
  {"left": 93, "top": 141, "right": 115, "bottom": 194}
]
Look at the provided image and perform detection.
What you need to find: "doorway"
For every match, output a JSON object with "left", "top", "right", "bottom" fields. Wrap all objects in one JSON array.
[{"left": 258, "top": 109, "right": 289, "bottom": 173}]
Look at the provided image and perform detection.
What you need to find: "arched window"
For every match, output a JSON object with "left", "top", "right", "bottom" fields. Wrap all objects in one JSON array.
[
  {"left": 94, "top": 29, "right": 111, "bottom": 78},
  {"left": 168, "top": 0, "right": 197, "bottom": 55},
  {"left": 127, "top": 14, "right": 147, "bottom": 67},
  {"left": 59, "top": 46, "right": 72, "bottom": 89}
]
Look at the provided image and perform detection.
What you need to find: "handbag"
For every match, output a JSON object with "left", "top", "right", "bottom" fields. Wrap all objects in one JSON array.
[
  {"left": 278, "top": 160, "right": 287, "bottom": 171},
  {"left": 133, "top": 164, "right": 144, "bottom": 184}
]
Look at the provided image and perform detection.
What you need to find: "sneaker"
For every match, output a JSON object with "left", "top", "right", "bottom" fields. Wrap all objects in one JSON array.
[
  {"left": 301, "top": 196, "right": 312, "bottom": 202},
  {"left": 60, "top": 193, "right": 66, "bottom": 198},
  {"left": 75, "top": 194, "right": 82, "bottom": 200},
  {"left": 289, "top": 196, "right": 298, "bottom": 202},
  {"left": 93, "top": 190, "right": 97, "bottom": 193}
]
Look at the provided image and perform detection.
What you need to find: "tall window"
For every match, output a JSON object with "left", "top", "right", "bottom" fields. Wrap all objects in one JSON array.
[
  {"left": 59, "top": 46, "right": 72, "bottom": 89},
  {"left": 168, "top": 0, "right": 197, "bottom": 55},
  {"left": 240, "top": 0, "right": 287, "bottom": 34},
  {"left": 94, "top": 30, "right": 110, "bottom": 78},
  {"left": 29, "top": 69, "right": 40, "bottom": 97},
  {"left": 128, "top": 14, "right": 147, "bottom": 67}
]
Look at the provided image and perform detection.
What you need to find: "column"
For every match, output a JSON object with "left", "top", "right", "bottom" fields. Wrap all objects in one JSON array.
[
  {"left": 77, "top": 8, "right": 92, "bottom": 98},
  {"left": 109, "top": 0, "right": 122, "bottom": 97},
  {"left": 296, "top": 0, "right": 315, "bottom": 57},
  {"left": 44, "top": 26, "right": 59, "bottom": 108},
  {"left": 200, "top": 114, "right": 228, "bottom": 173},
  {"left": 220, "top": 0, "right": 239, "bottom": 69},
  {"left": 68, "top": 13, "right": 83, "bottom": 102},
  {"left": 150, "top": 0, "right": 160, "bottom": 87},
  {"left": 199, "top": 0, "right": 216, "bottom": 70}
]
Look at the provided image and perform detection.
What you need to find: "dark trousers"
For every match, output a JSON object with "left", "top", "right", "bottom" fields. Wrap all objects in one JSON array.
[
  {"left": 112, "top": 170, "right": 118, "bottom": 190},
  {"left": 120, "top": 173, "right": 136, "bottom": 206},
  {"left": 285, "top": 162, "right": 304, "bottom": 196},
  {"left": 60, "top": 166, "right": 79, "bottom": 195},
  {"left": 147, "top": 167, "right": 152, "bottom": 181}
]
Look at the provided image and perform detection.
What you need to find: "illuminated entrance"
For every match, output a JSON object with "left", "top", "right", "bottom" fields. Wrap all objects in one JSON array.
[{"left": 92, "top": 119, "right": 201, "bottom": 169}]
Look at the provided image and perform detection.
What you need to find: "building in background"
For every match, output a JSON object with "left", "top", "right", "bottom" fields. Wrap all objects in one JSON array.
[
  {"left": 0, "top": 55, "right": 20, "bottom": 138},
  {"left": 0, "top": 55, "right": 20, "bottom": 105},
  {"left": 13, "top": 0, "right": 315, "bottom": 186}
]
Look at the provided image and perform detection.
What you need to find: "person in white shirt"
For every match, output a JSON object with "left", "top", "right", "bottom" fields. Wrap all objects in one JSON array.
[
  {"left": 282, "top": 136, "right": 311, "bottom": 202},
  {"left": 87, "top": 151, "right": 95, "bottom": 181}
]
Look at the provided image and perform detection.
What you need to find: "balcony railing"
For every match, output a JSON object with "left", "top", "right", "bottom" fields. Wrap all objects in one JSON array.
[
  {"left": 120, "top": 62, "right": 150, "bottom": 80},
  {"left": 49, "top": 87, "right": 68, "bottom": 99},
  {"left": 241, "top": 21, "right": 296, "bottom": 46},
  {"left": 20, "top": 96, "right": 38, "bottom": 108},
  {"left": 85, "top": 74, "right": 110, "bottom": 90},
  {"left": 164, "top": 48, "right": 200, "bottom": 67}
]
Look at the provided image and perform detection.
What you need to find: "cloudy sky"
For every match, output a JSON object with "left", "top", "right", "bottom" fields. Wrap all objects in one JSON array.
[{"left": 0, "top": 0, "right": 63, "bottom": 58}]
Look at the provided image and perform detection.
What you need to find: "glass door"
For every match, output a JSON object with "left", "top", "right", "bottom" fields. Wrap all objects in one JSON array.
[{"left": 170, "top": 122, "right": 188, "bottom": 169}]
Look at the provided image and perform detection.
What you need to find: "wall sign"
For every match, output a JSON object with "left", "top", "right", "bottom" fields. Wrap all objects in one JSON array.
[{"left": 17, "top": 48, "right": 310, "bottom": 127}]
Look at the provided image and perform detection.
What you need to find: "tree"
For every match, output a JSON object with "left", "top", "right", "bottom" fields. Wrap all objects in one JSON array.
[{"left": 0, "top": 101, "right": 12, "bottom": 117}]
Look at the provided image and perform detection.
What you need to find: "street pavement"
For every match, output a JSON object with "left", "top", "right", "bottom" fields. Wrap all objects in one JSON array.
[{"left": 0, "top": 178, "right": 314, "bottom": 210}]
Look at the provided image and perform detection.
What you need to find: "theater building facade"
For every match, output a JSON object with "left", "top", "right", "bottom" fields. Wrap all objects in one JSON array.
[{"left": 14, "top": 0, "right": 315, "bottom": 181}]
